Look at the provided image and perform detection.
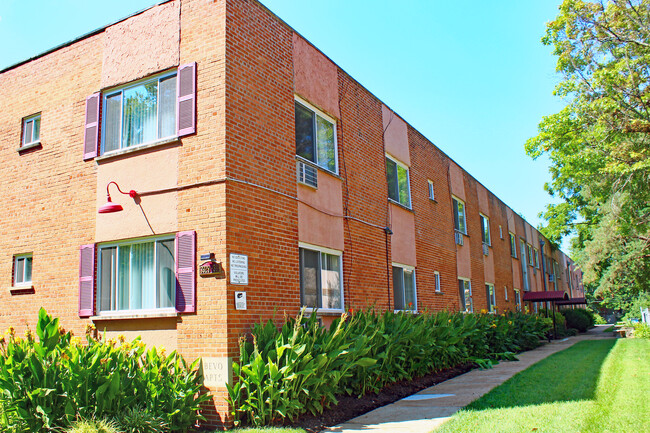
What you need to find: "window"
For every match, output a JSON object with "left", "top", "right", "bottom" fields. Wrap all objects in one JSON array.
[
  {"left": 480, "top": 214, "right": 490, "bottom": 245},
  {"left": 509, "top": 233, "right": 517, "bottom": 258},
  {"left": 458, "top": 279, "right": 472, "bottom": 313},
  {"left": 295, "top": 98, "right": 337, "bottom": 174},
  {"left": 386, "top": 155, "right": 411, "bottom": 207},
  {"left": 514, "top": 289, "right": 521, "bottom": 311},
  {"left": 527, "top": 244, "right": 534, "bottom": 266},
  {"left": 428, "top": 180, "right": 435, "bottom": 200},
  {"left": 13, "top": 254, "right": 33, "bottom": 287},
  {"left": 452, "top": 197, "right": 467, "bottom": 234},
  {"left": 300, "top": 245, "right": 343, "bottom": 311},
  {"left": 393, "top": 264, "right": 416, "bottom": 310},
  {"left": 98, "top": 236, "right": 176, "bottom": 313},
  {"left": 486, "top": 284, "right": 496, "bottom": 313},
  {"left": 21, "top": 114, "right": 41, "bottom": 147},
  {"left": 102, "top": 71, "right": 177, "bottom": 154},
  {"left": 434, "top": 271, "right": 441, "bottom": 293},
  {"left": 534, "top": 248, "right": 540, "bottom": 268},
  {"left": 504, "top": 286, "right": 508, "bottom": 301},
  {"left": 499, "top": 225, "right": 503, "bottom": 239}
]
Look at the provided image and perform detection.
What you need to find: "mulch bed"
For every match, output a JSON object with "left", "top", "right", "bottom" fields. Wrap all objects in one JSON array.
[{"left": 289, "top": 363, "right": 475, "bottom": 432}]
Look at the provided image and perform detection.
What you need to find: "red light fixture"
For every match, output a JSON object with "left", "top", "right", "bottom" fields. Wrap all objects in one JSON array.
[{"left": 98, "top": 181, "right": 138, "bottom": 214}]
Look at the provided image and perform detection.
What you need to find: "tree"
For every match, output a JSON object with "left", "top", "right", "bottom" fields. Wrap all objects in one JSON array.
[{"left": 526, "top": 0, "right": 650, "bottom": 310}]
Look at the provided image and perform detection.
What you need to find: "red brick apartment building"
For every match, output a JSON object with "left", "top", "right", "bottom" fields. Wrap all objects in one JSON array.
[{"left": 0, "top": 0, "right": 584, "bottom": 424}]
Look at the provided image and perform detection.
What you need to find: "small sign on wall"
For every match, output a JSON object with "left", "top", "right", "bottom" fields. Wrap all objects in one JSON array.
[
  {"left": 199, "top": 260, "right": 224, "bottom": 278},
  {"left": 230, "top": 253, "right": 248, "bottom": 285},
  {"left": 235, "top": 291, "right": 247, "bottom": 310}
]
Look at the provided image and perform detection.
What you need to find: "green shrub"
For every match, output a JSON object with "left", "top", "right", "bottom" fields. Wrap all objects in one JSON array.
[
  {"left": 66, "top": 418, "right": 119, "bottom": 433},
  {"left": 113, "top": 406, "right": 168, "bottom": 433},
  {"left": 228, "top": 309, "right": 549, "bottom": 427},
  {"left": 562, "top": 309, "right": 592, "bottom": 332},
  {"left": 0, "top": 308, "right": 209, "bottom": 432},
  {"left": 633, "top": 323, "right": 650, "bottom": 339},
  {"left": 538, "top": 309, "right": 567, "bottom": 336},
  {"left": 592, "top": 311, "right": 608, "bottom": 324}
]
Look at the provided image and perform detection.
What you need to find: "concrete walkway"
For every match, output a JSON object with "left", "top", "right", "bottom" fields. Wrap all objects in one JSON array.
[{"left": 327, "top": 325, "right": 615, "bottom": 433}]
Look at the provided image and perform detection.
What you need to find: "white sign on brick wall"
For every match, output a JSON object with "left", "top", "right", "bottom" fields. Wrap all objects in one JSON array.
[{"left": 230, "top": 253, "right": 248, "bottom": 285}]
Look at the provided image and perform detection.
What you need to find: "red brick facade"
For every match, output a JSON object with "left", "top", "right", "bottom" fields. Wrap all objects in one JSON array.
[{"left": 0, "top": 0, "right": 583, "bottom": 426}]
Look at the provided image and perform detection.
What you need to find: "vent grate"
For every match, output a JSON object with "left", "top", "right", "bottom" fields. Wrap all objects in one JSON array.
[{"left": 297, "top": 160, "right": 318, "bottom": 188}]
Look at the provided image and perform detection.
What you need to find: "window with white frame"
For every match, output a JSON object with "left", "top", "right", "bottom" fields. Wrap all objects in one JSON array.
[
  {"left": 299, "top": 245, "right": 343, "bottom": 311},
  {"left": 504, "top": 286, "right": 508, "bottom": 301},
  {"left": 527, "top": 244, "right": 534, "bottom": 266},
  {"left": 21, "top": 114, "right": 41, "bottom": 147},
  {"left": 386, "top": 155, "right": 411, "bottom": 207},
  {"left": 13, "top": 254, "right": 33, "bottom": 287},
  {"left": 486, "top": 283, "right": 496, "bottom": 312},
  {"left": 499, "top": 225, "right": 503, "bottom": 239},
  {"left": 452, "top": 197, "right": 467, "bottom": 234},
  {"left": 393, "top": 264, "right": 416, "bottom": 310},
  {"left": 434, "top": 271, "right": 441, "bottom": 293},
  {"left": 98, "top": 236, "right": 176, "bottom": 313},
  {"left": 102, "top": 71, "right": 177, "bottom": 154},
  {"left": 514, "top": 289, "right": 521, "bottom": 311},
  {"left": 480, "top": 214, "right": 490, "bottom": 245},
  {"left": 509, "top": 232, "right": 517, "bottom": 258},
  {"left": 458, "top": 278, "right": 472, "bottom": 313},
  {"left": 534, "top": 248, "right": 540, "bottom": 268},
  {"left": 295, "top": 98, "right": 337, "bottom": 174},
  {"left": 428, "top": 179, "right": 435, "bottom": 201}
]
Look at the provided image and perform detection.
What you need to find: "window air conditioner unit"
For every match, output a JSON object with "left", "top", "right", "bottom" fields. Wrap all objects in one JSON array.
[
  {"left": 455, "top": 231, "right": 464, "bottom": 246},
  {"left": 297, "top": 160, "right": 317, "bottom": 188},
  {"left": 482, "top": 243, "right": 489, "bottom": 256}
]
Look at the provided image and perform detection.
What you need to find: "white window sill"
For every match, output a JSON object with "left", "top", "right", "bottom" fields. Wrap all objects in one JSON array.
[
  {"left": 295, "top": 155, "right": 341, "bottom": 179},
  {"left": 388, "top": 199, "right": 413, "bottom": 212},
  {"left": 303, "top": 308, "right": 344, "bottom": 316},
  {"left": 96, "top": 137, "right": 180, "bottom": 163},
  {"left": 9, "top": 285, "right": 34, "bottom": 294},
  {"left": 17, "top": 141, "right": 41, "bottom": 153},
  {"left": 91, "top": 310, "right": 178, "bottom": 321}
]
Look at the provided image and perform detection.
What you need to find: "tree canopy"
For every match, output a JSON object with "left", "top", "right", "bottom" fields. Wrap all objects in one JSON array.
[{"left": 526, "top": 0, "right": 650, "bottom": 312}]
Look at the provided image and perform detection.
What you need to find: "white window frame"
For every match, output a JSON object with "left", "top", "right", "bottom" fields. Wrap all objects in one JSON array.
[
  {"left": 13, "top": 253, "right": 33, "bottom": 287},
  {"left": 527, "top": 244, "right": 534, "bottom": 266},
  {"left": 392, "top": 263, "right": 417, "bottom": 312},
  {"left": 386, "top": 154, "right": 412, "bottom": 208},
  {"left": 486, "top": 283, "right": 496, "bottom": 313},
  {"left": 294, "top": 96, "right": 339, "bottom": 175},
  {"left": 101, "top": 70, "right": 178, "bottom": 156},
  {"left": 480, "top": 213, "right": 491, "bottom": 246},
  {"left": 452, "top": 196, "right": 467, "bottom": 235},
  {"left": 299, "top": 242, "right": 344, "bottom": 313},
  {"left": 458, "top": 278, "right": 472, "bottom": 313},
  {"left": 21, "top": 114, "right": 41, "bottom": 147},
  {"left": 434, "top": 271, "right": 441, "bottom": 293},
  {"left": 514, "top": 289, "right": 521, "bottom": 311},
  {"left": 428, "top": 179, "right": 435, "bottom": 201},
  {"left": 534, "top": 248, "right": 540, "bottom": 268},
  {"left": 509, "top": 232, "right": 517, "bottom": 258},
  {"left": 97, "top": 234, "right": 176, "bottom": 316}
]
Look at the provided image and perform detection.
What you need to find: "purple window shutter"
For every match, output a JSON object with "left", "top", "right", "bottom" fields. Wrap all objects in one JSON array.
[
  {"left": 83, "top": 93, "right": 101, "bottom": 160},
  {"left": 176, "top": 62, "right": 197, "bottom": 137},
  {"left": 78, "top": 244, "right": 96, "bottom": 317},
  {"left": 175, "top": 231, "right": 196, "bottom": 313}
]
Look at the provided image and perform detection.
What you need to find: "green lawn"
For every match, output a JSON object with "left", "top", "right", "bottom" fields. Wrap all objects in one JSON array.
[{"left": 435, "top": 339, "right": 650, "bottom": 433}]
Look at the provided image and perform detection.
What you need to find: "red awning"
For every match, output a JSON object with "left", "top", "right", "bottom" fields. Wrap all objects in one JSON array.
[
  {"left": 556, "top": 297, "right": 587, "bottom": 305},
  {"left": 522, "top": 291, "right": 569, "bottom": 302}
]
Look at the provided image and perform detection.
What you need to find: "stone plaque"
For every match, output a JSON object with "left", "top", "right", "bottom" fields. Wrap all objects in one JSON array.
[{"left": 201, "top": 357, "right": 232, "bottom": 388}]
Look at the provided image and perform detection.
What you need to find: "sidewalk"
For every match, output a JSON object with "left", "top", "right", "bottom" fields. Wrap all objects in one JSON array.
[{"left": 327, "top": 325, "right": 614, "bottom": 433}]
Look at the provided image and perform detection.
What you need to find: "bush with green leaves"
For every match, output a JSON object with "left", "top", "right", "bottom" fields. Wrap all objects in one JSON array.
[
  {"left": 227, "top": 309, "right": 550, "bottom": 427},
  {"left": 562, "top": 309, "right": 592, "bottom": 332},
  {"left": 66, "top": 418, "right": 119, "bottom": 433},
  {"left": 0, "top": 308, "right": 210, "bottom": 432},
  {"left": 633, "top": 323, "right": 650, "bottom": 339}
]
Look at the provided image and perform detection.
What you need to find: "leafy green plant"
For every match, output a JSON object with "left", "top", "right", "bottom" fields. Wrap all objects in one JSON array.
[
  {"left": 228, "top": 309, "right": 549, "bottom": 427},
  {"left": 633, "top": 323, "right": 650, "bottom": 339},
  {"left": 113, "top": 405, "right": 168, "bottom": 433},
  {"left": 562, "top": 309, "right": 592, "bottom": 332},
  {"left": 66, "top": 418, "right": 119, "bottom": 433},
  {"left": 0, "top": 308, "right": 209, "bottom": 432}
]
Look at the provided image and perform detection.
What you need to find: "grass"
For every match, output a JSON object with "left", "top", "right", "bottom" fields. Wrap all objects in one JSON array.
[{"left": 435, "top": 338, "right": 650, "bottom": 433}]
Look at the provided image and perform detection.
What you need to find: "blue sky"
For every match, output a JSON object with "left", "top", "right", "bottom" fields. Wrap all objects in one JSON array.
[{"left": 0, "top": 0, "right": 569, "bottom": 251}]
